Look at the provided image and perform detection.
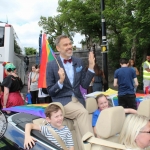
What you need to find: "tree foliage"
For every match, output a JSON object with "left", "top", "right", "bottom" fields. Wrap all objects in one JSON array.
[
  {"left": 25, "top": 47, "right": 37, "bottom": 55},
  {"left": 38, "top": 15, "right": 75, "bottom": 51},
  {"left": 58, "top": 0, "right": 102, "bottom": 48},
  {"left": 38, "top": 0, "right": 150, "bottom": 89}
]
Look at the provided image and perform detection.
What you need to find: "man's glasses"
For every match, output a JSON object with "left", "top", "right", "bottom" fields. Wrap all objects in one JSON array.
[{"left": 139, "top": 131, "right": 150, "bottom": 134}]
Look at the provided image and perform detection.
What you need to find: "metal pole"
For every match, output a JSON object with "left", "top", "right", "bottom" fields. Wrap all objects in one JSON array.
[{"left": 101, "top": 0, "right": 108, "bottom": 91}]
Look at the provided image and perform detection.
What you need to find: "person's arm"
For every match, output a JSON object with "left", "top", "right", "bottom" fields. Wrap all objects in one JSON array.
[
  {"left": 135, "top": 67, "right": 139, "bottom": 75},
  {"left": 46, "top": 61, "right": 66, "bottom": 96},
  {"left": 69, "top": 146, "right": 74, "bottom": 150},
  {"left": 145, "top": 68, "right": 150, "bottom": 72},
  {"left": 66, "top": 129, "right": 74, "bottom": 150},
  {"left": 3, "top": 87, "right": 9, "bottom": 108},
  {"left": 93, "top": 127, "right": 100, "bottom": 138},
  {"left": 143, "top": 62, "right": 150, "bottom": 72},
  {"left": 28, "top": 73, "right": 31, "bottom": 93},
  {"left": 124, "top": 108, "right": 137, "bottom": 114},
  {"left": 113, "top": 78, "right": 118, "bottom": 87},
  {"left": 88, "top": 51, "right": 95, "bottom": 70},
  {"left": 24, "top": 123, "right": 40, "bottom": 149},
  {"left": 134, "top": 78, "right": 139, "bottom": 87},
  {"left": 80, "top": 52, "right": 95, "bottom": 89}
]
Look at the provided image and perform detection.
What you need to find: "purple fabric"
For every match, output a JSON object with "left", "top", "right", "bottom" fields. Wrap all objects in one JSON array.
[{"left": 80, "top": 86, "right": 87, "bottom": 99}]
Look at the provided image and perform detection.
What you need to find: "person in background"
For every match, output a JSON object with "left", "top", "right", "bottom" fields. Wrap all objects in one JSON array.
[
  {"left": 28, "top": 64, "right": 39, "bottom": 104},
  {"left": 92, "top": 94, "right": 137, "bottom": 137},
  {"left": 114, "top": 58, "right": 138, "bottom": 110},
  {"left": 129, "top": 59, "right": 139, "bottom": 92},
  {"left": 92, "top": 64, "right": 105, "bottom": 92},
  {"left": 24, "top": 103, "right": 74, "bottom": 150},
  {"left": 37, "top": 65, "right": 52, "bottom": 103},
  {"left": 129, "top": 59, "right": 139, "bottom": 76},
  {"left": 119, "top": 114, "right": 150, "bottom": 150},
  {"left": 1, "top": 63, "right": 24, "bottom": 110},
  {"left": 142, "top": 53, "right": 150, "bottom": 93}
]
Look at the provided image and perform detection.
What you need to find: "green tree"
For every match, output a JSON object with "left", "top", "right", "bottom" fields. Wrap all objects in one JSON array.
[
  {"left": 38, "top": 15, "right": 74, "bottom": 51},
  {"left": 58, "top": 0, "right": 102, "bottom": 48},
  {"left": 25, "top": 47, "right": 37, "bottom": 55}
]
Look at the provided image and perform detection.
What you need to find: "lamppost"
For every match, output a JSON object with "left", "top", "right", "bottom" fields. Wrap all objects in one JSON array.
[{"left": 101, "top": 0, "right": 108, "bottom": 91}]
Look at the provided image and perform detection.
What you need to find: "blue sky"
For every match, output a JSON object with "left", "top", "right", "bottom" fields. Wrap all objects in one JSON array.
[{"left": 0, "top": 0, "right": 84, "bottom": 50}]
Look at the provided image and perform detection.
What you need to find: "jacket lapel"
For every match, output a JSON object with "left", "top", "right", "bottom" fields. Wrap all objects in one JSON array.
[
  {"left": 57, "top": 56, "right": 72, "bottom": 87},
  {"left": 72, "top": 57, "right": 78, "bottom": 86}
]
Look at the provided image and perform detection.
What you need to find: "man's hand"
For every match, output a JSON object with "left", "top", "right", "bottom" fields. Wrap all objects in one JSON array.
[
  {"left": 24, "top": 135, "right": 36, "bottom": 149},
  {"left": 58, "top": 68, "right": 65, "bottom": 84},
  {"left": 88, "top": 51, "right": 95, "bottom": 70}
]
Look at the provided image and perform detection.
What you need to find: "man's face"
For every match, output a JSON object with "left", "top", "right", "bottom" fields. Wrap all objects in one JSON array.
[
  {"left": 136, "top": 122, "right": 150, "bottom": 149},
  {"left": 146, "top": 56, "right": 150, "bottom": 62},
  {"left": 56, "top": 38, "right": 73, "bottom": 59}
]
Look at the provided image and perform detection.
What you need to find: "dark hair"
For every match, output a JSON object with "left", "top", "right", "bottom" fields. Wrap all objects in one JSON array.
[
  {"left": 45, "top": 104, "right": 62, "bottom": 118},
  {"left": 129, "top": 59, "right": 135, "bottom": 67},
  {"left": 119, "top": 58, "right": 129, "bottom": 64},
  {"left": 31, "top": 64, "right": 37, "bottom": 71},
  {"left": 147, "top": 53, "right": 150, "bottom": 56},
  {"left": 94, "top": 64, "right": 103, "bottom": 76},
  {"left": 55, "top": 35, "right": 68, "bottom": 46},
  {"left": 95, "top": 94, "right": 107, "bottom": 104},
  {"left": 7, "top": 68, "right": 15, "bottom": 72}
]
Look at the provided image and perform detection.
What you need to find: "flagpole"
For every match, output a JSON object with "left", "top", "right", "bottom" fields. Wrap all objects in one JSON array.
[{"left": 54, "top": 57, "right": 61, "bottom": 68}]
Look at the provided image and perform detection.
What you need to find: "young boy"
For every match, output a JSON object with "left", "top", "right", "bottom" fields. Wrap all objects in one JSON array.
[
  {"left": 113, "top": 58, "right": 138, "bottom": 110},
  {"left": 24, "top": 103, "right": 74, "bottom": 150}
]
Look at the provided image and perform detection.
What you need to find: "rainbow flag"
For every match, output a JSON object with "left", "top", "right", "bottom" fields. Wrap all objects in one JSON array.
[
  {"left": 112, "top": 93, "right": 146, "bottom": 107},
  {"left": 38, "top": 34, "right": 55, "bottom": 88},
  {"left": 3, "top": 104, "right": 49, "bottom": 118}
]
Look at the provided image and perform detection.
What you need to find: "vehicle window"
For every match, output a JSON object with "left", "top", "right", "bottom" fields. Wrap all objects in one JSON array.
[{"left": 0, "top": 27, "right": 4, "bottom": 47}]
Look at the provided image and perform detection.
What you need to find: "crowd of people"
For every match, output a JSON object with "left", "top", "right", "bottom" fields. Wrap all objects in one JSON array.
[{"left": 0, "top": 35, "right": 150, "bottom": 150}]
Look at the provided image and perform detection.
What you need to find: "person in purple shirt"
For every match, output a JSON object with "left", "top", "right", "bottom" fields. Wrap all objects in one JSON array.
[{"left": 92, "top": 94, "right": 137, "bottom": 137}]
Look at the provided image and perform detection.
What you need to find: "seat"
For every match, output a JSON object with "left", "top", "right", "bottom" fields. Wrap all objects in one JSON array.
[
  {"left": 82, "top": 106, "right": 126, "bottom": 150},
  {"left": 137, "top": 99, "right": 150, "bottom": 118},
  {"left": 85, "top": 97, "right": 98, "bottom": 122}
]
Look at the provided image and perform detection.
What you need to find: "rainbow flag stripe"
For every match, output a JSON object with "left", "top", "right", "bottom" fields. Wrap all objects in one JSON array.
[
  {"left": 38, "top": 34, "right": 55, "bottom": 88},
  {"left": 112, "top": 93, "right": 145, "bottom": 106},
  {"left": 3, "top": 104, "right": 49, "bottom": 118}
]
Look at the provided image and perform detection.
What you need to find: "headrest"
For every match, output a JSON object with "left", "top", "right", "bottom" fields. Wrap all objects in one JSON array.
[
  {"left": 137, "top": 99, "right": 150, "bottom": 118},
  {"left": 86, "top": 98, "right": 98, "bottom": 113},
  {"left": 96, "top": 106, "right": 125, "bottom": 138},
  {"left": 49, "top": 102, "right": 65, "bottom": 116}
]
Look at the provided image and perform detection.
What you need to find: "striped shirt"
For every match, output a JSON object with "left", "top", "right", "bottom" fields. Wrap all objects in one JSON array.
[{"left": 40, "top": 123, "right": 74, "bottom": 148}]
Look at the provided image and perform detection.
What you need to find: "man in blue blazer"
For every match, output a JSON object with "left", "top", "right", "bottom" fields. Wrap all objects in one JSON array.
[{"left": 46, "top": 35, "right": 95, "bottom": 138}]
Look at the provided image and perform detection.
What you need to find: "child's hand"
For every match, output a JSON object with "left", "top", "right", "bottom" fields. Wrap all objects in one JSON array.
[{"left": 24, "top": 135, "right": 36, "bottom": 149}]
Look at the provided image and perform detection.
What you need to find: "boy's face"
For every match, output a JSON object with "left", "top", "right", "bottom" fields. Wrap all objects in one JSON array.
[{"left": 47, "top": 109, "right": 64, "bottom": 129}]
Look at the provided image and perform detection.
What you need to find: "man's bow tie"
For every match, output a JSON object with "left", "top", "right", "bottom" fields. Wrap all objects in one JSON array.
[{"left": 64, "top": 58, "right": 72, "bottom": 64}]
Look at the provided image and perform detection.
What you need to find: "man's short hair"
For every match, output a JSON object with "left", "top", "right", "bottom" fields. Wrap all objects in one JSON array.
[
  {"left": 45, "top": 104, "right": 62, "bottom": 118},
  {"left": 146, "top": 52, "right": 150, "bottom": 56},
  {"left": 55, "top": 35, "right": 68, "bottom": 46},
  {"left": 119, "top": 58, "right": 129, "bottom": 64}
]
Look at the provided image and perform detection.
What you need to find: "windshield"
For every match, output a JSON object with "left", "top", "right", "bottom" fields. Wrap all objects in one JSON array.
[{"left": 0, "top": 27, "right": 4, "bottom": 47}]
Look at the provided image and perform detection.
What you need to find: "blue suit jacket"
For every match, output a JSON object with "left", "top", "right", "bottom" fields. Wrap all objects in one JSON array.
[{"left": 46, "top": 56, "right": 95, "bottom": 106}]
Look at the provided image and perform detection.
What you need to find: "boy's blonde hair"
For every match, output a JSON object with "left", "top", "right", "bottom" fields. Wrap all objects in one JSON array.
[
  {"left": 45, "top": 104, "right": 62, "bottom": 118},
  {"left": 119, "top": 114, "right": 149, "bottom": 149}
]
